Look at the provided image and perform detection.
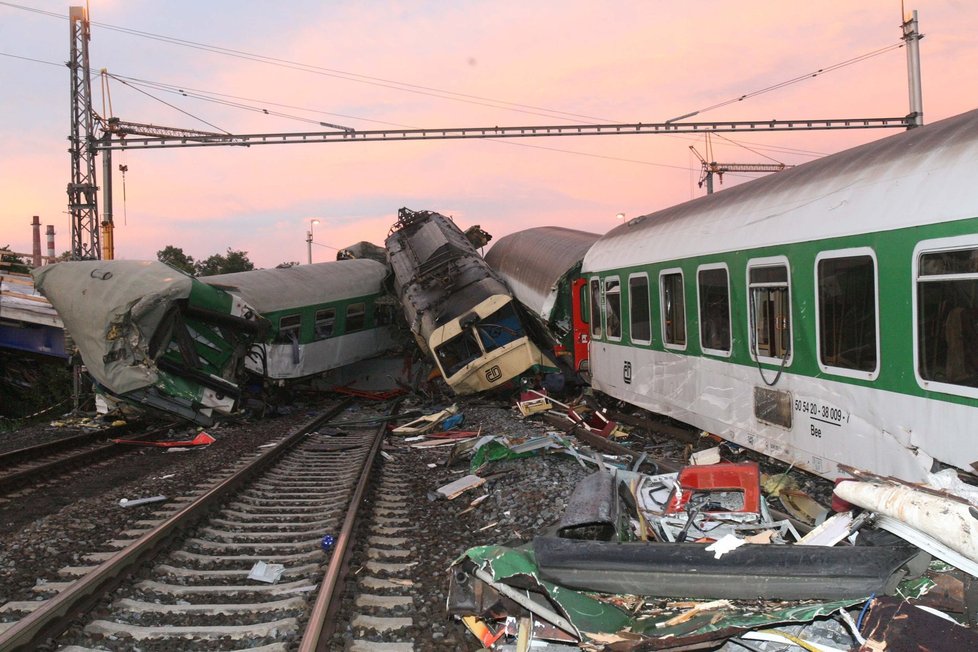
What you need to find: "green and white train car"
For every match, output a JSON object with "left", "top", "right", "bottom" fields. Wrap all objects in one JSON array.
[
  {"left": 202, "top": 259, "right": 398, "bottom": 380},
  {"left": 582, "top": 109, "right": 978, "bottom": 483},
  {"left": 34, "top": 258, "right": 399, "bottom": 424}
]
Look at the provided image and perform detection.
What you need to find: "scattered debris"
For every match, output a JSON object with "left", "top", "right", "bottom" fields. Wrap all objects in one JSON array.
[
  {"left": 113, "top": 432, "right": 216, "bottom": 448},
  {"left": 247, "top": 561, "right": 285, "bottom": 584},
  {"left": 392, "top": 404, "right": 458, "bottom": 435},
  {"left": 435, "top": 474, "right": 486, "bottom": 500},
  {"left": 118, "top": 495, "right": 167, "bottom": 508}
]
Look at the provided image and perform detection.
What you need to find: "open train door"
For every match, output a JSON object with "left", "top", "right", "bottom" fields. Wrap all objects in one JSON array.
[{"left": 571, "top": 277, "right": 590, "bottom": 375}]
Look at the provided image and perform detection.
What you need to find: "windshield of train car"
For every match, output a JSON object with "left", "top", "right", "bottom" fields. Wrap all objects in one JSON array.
[
  {"left": 435, "top": 329, "right": 483, "bottom": 378},
  {"left": 476, "top": 302, "right": 524, "bottom": 353},
  {"left": 917, "top": 247, "right": 978, "bottom": 388}
]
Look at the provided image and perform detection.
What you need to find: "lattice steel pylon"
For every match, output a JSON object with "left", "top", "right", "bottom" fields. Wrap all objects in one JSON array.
[{"left": 67, "top": 5, "right": 100, "bottom": 260}]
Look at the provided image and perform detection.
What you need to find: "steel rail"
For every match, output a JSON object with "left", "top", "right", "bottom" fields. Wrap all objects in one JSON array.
[
  {"left": 0, "top": 399, "right": 353, "bottom": 651},
  {"left": 0, "top": 421, "right": 134, "bottom": 468},
  {"left": 299, "top": 398, "right": 402, "bottom": 652}
]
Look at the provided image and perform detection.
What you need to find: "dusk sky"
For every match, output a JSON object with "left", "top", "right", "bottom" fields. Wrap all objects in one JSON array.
[{"left": 2, "top": 1, "right": 978, "bottom": 268}]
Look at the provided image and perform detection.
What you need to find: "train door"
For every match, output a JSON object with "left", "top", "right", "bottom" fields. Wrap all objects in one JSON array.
[{"left": 571, "top": 277, "right": 590, "bottom": 370}]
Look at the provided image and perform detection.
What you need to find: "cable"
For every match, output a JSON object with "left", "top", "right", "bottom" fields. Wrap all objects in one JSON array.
[
  {"left": 680, "top": 42, "right": 905, "bottom": 119},
  {"left": 0, "top": 51, "right": 64, "bottom": 68}
]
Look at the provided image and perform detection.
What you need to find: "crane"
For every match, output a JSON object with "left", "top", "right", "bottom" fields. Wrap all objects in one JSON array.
[{"left": 689, "top": 134, "right": 792, "bottom": 194}]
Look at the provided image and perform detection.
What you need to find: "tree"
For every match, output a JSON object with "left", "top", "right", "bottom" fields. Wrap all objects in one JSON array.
[
  {"left": 194, "top": 248, "right": 255, "bottom": 277},
  {"left": 0, "top": 246, "right": 29, "bottom": 274},
  {"left": 157, "top": 246, "right": 195, "bottom": 275}
]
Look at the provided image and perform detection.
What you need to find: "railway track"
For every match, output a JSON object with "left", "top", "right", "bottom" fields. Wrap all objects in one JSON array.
[
  {"left": 0, "top": 398, "right": 401, "bottom": 651},
  {"left": 0, "top": 422, "right": 143, "bottom": 495}
]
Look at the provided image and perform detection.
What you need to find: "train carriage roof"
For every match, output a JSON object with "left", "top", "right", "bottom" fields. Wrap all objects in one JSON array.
[
  {"left": 201, "top": 258, "right": 387, "bottom": 313},
  {"left": 486, "top": 227, "right": 600, "bottom": 323},
  {"left": 583, "top": 108, "right": 978, "bottom": 272}
]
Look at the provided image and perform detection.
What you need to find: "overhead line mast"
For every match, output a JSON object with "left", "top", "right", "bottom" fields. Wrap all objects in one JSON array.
[{"left": 67, "top": 5, "right": 100, "bottom": 260}]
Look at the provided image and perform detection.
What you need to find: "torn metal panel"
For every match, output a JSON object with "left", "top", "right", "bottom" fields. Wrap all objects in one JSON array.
[
  {"left": 532, "top": 536, "right": 919, "bottom": 600},
  {"left": 858, "top": 596, "right": 978, "bottom": 651},
  {"left": 835, "top": 480, "right": 978, "bottom": 565},
  {"left": 452, "top": 544, "right": 875, "bottom": 648},
  {"left": 32, "top": 260, "right": 264, "bottom": 425},
  {"left": 557, "top": 471, "right": 621, "bottom": 541}
]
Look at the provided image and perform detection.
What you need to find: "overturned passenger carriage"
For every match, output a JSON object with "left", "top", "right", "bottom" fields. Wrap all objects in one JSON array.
[
  {"left": 33, "top": 258, "right": 399, "bottom": 424},
  {"left": 385, "top": 207, "right": 552, "bottom": 394}
]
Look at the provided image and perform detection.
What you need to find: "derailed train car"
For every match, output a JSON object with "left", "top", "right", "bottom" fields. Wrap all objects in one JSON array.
[
  {"left": 33, "top": 258, "right": 399, "bottom": 424},
  {"left": 484, "top": 226, "right": 599, "bottom": 376},
  {"left": 577, "top": 109, "right": 978, "bottom": 483},
  {"left": 385, "top": 207, "right": 553, "bottom": 394}
]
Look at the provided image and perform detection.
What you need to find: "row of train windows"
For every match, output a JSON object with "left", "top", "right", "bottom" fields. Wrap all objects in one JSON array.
[
  {"left": 276, "top": 302, "right": 387, "bottom": 344},
  {"left": 589, "top": 244, "right": 978, "bottom": 392}
]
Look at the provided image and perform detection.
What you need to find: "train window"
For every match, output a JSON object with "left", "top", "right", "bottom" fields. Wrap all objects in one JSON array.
[
  {"left": 276, "top": 314, "right": 301, "bottom": 343},
  {"left": 916, "top": 245, "right": 978, "bottom": 390},
  {"left": 589, "top": 278, "right": 602, "bottom": 339},
  {"left": 748, "top": 261, "right": 791, "bottom": 363},
  {"left": 345, "top": 303, "right": 365, "bottom": 333},
  {"left": 698, "top": 265, "right": 731, "bottom": 355},
  {"left": 314, "top": 308, "right": 335, "bottom": 340},
  {"left": 629, "top": 274, "right": 651, "bottom": 344},
  {"left": 816, "top": 252, "right": 878, "bottom": 376},
  {"left": 477, "top": 302, "right": 524, "bottom": 353},
  {"left": 605, "top": 277, "right": 622, "bottom": 340},
  {"left": 659, "top": 270, "right": 686, "bottom": 349},
  {"left": 435, "top": 329, "right": 483, "bottom": 378}
]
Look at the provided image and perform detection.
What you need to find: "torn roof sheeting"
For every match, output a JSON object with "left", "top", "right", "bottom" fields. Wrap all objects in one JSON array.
[
  {"left": 485, "top": 227, "right": 599, "bottom": 324},
  {"left": 33, "top": 260, "right": 198, "bottom": 394},
  {"left": 200, "top": 259, "right": 387, "bottom": 313}
]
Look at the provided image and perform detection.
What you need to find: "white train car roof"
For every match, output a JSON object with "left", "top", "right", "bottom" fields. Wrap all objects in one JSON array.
[
  {"left": 202, "top": 258, "right": 387, "bottom": 313},
  {"left": 485, "top": 227, "right": 600, "bottom": 323},
  {"left": 584, "top": 108, "right": 978, "bottom": 272}
]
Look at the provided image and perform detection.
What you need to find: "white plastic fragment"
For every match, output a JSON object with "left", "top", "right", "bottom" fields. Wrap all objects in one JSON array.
[
  {"left": 704, "top": 534, "right": 746, "bottom": 559},
  {"left": 247, "top": 561, "right": 286, "bottom": 584},
  {"left": 690, "top": 446, "right": 721, "bottom": 465},
  {"left": 118, "top": 495, "right": 167, "bottom": 507}
]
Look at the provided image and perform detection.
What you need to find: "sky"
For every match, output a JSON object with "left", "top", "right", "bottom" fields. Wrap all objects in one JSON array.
[{"left": 2, "top": 0, "right": 978, "bottom": 269}]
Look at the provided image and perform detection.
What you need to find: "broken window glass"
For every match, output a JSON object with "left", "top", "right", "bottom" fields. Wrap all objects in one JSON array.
[
  {"left": 435, "top": 329, "right": 483, "bottom": 378},
  {"left": 276, "top": 314, "right": 301, "bottom": 344},
  {"left": 818, "top": 255, "right": 877, "bottom": 372},
  {"left": 661, "top": 271, "right": 686, "bottom": 346},
  {"left": 605, "top": 277, "right": 621, "bottom": 340},
  {"left": 698, "top": 267, "right": 730, "bottom": 353},
  {"left": 476, "top": 302, "right": 524, "bottom": 353},
  {"left": 629, "top": 275, "right": 651, "bottom": 343},
  {"left": 749, "top": 264, "right": 790, "bottom": 359},
  {"left": 314, "top": 308, "right": 335, "bottom": 340},
  {"left": 917, "top": 247, "right": 978, "bottom": 388},
  {"left": 345, "top": 302, "right": 365, "bottom": 333},
  {"left": 590, "top": 278, "right": 602, "bottom": 339}
]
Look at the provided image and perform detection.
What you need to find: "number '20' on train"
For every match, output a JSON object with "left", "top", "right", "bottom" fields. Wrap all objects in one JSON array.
[{"left": 487, "top": 108, "right": 978, "bottom": 484}]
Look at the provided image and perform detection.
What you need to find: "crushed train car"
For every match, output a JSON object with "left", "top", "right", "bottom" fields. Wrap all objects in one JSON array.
[
  {"left": 385, "top": 207, "right": 553, "bottom": 394},
  {"left": 33, "top": 258, "right": 401, "bottom": 424},
  {"left": 484, "top": 226, "right": 599, "bottom": 377}
]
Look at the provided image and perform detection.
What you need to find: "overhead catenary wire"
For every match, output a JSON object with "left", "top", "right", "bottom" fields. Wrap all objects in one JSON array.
[{"left": 1, "top": 0, "right": 885, "bottom": 174}]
